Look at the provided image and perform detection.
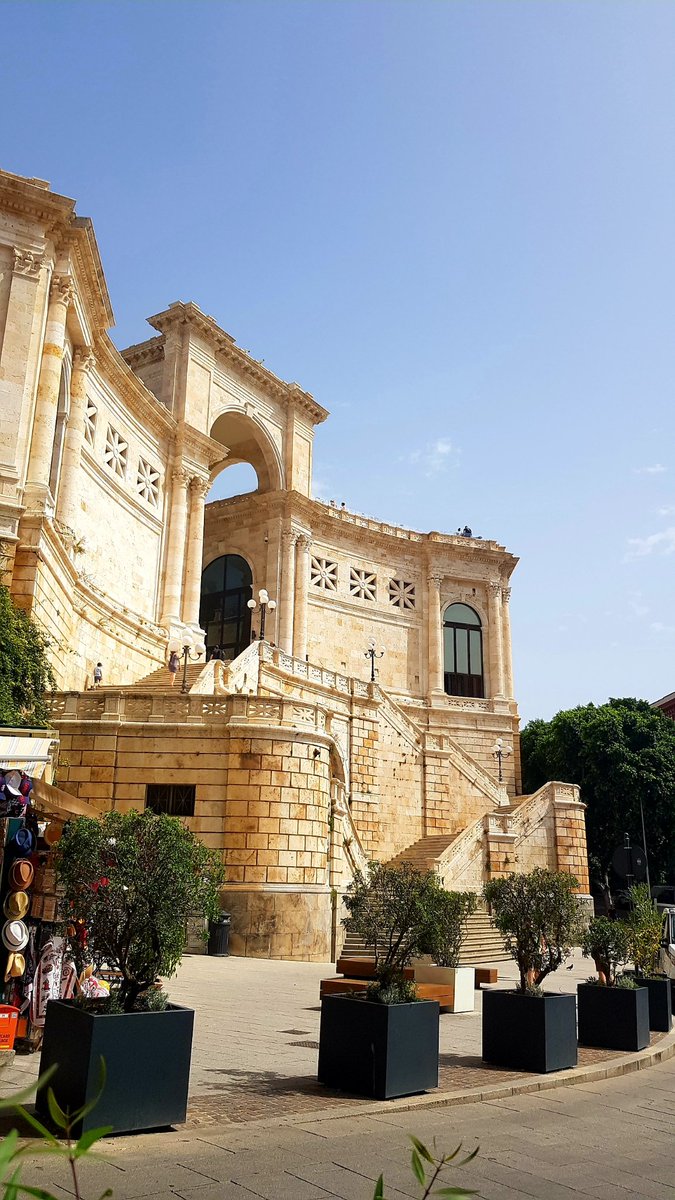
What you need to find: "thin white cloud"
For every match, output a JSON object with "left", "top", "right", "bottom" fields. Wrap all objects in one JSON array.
[
  {"left": 407, "top": 438, "right": 459, "bottom": 478},
  {"left": 651, "top": 621, "right": 675, "bottom": 636},
  {"left": 633, "top": 464, "right": 667, "bottom": 475},
  {"left": 657, "top": 505, "right": 675, "bottom": 516},
  {"left": 626, "top": 526, "right": 675, "bottom": 558}
]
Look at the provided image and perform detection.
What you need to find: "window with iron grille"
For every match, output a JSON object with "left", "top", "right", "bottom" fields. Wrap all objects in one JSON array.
[{"left": 145, "top": 784, "right": 196, "bottom": 817}]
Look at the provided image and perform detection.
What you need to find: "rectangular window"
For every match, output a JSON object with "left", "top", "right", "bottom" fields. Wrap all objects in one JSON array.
[
  {"left": 455, "top": 628, "right": 469, "bottom": 674},
  {"left": 469, "top": 629, "right": 482, "bottom": 676},
  {"left": 443, "top": 626, "right": 455, "bottom": 672},
  {"left": 145, "top": 784, "right": 196, "bottom": 817}
]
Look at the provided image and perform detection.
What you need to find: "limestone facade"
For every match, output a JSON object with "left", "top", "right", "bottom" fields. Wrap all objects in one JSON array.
[{"left": 1, "top": 169, "right": 591, "bottom": 959}]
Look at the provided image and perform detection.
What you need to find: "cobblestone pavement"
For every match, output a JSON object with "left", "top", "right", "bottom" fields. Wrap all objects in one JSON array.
[
  {"left": 0, "top": 950, "right": 658, "bottom": 1126},
  {"left": 13, "top": 1049, "right": 675, "bottom": 1198}
]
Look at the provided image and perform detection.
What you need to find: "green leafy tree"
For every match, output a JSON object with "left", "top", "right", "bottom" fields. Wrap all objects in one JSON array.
[
  {"left": 343, "top": 862, "right": 439, "bottom": 1001},
  {"left": 581, "top": 916, "right": 630, "bottom": 985},
  {"left": 626, "top": 883, "right": 664, "bottom": 978},
  {"left": 521, "top": 698, "right": 675, "bottom": 885},
  {"left": 484, "top": 868, "right": 582, "bottom": 993},
  {"left": 419, "top": 890, "right": 478, "bottom": 968},
  {"left": 55, "top": 810, "right": 225, "bottom": 1012},
  {"left": 0, "top": 584, "right": 55, "bottom": 728}
]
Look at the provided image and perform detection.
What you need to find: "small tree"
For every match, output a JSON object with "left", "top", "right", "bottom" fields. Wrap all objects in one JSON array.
[
  {"left": 581, "top": 917, "right": 630, "bottom": 985},
  {"left": 420, "top": 889, "right": 478, "bottom": 968},
  {"left": 484, "top": 868, "right": 582, "bottom": 993},
  {"left": 55, "top": 809, "right": 225, "bottom": 1012},
  {"left": 0, "top": 584, "right": 55, "bottom": 728},
  {"left": 343, "top": 862, "right": 438, "bottom": 1002},
  {"left": 626, "top": 883, "right": 664, "bottom": 978}
]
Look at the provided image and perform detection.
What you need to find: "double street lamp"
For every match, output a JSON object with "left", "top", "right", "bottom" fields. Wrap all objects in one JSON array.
[
  {"left": 491, "top": 737, "right": 512, "bottom": 784},
  {"left": 168, "top": 632, "right": 203, "bottom": 694},
  {"left": 247, "top": 588, "right": 277, "bottom": 642},
  {"left": 365, "top": 637, "right": 384, "bottom": 683}
]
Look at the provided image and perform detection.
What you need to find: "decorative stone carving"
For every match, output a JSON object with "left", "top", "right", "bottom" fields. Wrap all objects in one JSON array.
[
  {"left": 388, "top": 578, "right": 416, "bottom": 610},
  {"left": 73, "top": 346, "right": 96, "bottom": 373},
  {"left": 349, "top": 567, "right": 376, "bottom": 601},
  {"left": 310, "top": 556, "right": 338, "bottom": 591},
  {"left": 50, "top": 274, "right": 74, "bottom": 306},
  {"left": 190, "top": 475, "right": 211, "bottom": 498},
  {"left": 104, "top": 426, "right": 128, "bottom": 478},
  {"left": 502, "top": 586, "right": 512, "bottom": 603},
  {"left": 13, "top": 248, "right": 42, "bottom": 278},
  {"left": 136, "top": 458, "right": 161, "bottom": 506}
]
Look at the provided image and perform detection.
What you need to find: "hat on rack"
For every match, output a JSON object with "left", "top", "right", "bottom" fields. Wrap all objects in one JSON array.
[
  {"left": 4, "top": 770, "right": 23, "bottom": 796},
  {"left": 2, "top": 919, "right": 29, "bottom": 951},
  {"left": 3, "top": 891, "right": 29, "bottom": 920},
  {"left": 9, "top": 827, "right": 34, "bottom": 856},
  {"left": 43, "top": 822, "right": 61, "bottom": 847},
  {"left": 4, "top": 951, "right": 26, "bottom": 982},
  {"left": 9, "top": 859, "right": 34, "bottom": 890}
]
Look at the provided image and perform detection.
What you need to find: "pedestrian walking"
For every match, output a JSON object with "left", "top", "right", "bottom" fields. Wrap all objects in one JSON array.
[
  {"left": 168, "top": 649, "right": 180, "bottom": 685},
  {"left": 93, "top": 662, "right": 103, "bottom": 688}
]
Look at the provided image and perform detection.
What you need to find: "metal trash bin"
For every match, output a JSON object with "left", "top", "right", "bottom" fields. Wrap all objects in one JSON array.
[{"left": 208, "top": 912, "right": 231, "bottom": 957}]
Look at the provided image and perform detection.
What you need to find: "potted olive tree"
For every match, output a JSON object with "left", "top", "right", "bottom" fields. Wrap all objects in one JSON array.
[
  {"left": 578, "top": 917, "right": 649, "bottom": 1051},
  {"left": 626, "top": 884, "right": 672, "bottom": 1032},
  {"left": 415, "top": 889, "right": 478, "bottom": 1012},
  {"left": 482, "top": 868, "right": 582, "bottom": 1073},
  {"left": 318, "top": 862, "right": 440, "bottom": 1099},
  {"left": 38, "top": 809, "right": 224, "bottom": 1135}
]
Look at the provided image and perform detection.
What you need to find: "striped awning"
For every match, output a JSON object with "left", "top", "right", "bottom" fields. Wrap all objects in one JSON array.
[{"left": 0, "top": 733, "right": 56, "bottom": 776}]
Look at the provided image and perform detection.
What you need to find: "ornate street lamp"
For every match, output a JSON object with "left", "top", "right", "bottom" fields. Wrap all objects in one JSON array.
[
  {"left": 491, "top": 737, "right": 512, "bottom": 783},
  {"left": 169, "top": 632, "right": 203, "bottom": 694},
  {"left": 364, "top": 637, "right": 384, "bottom": 683},
  {"left": 247, "top": 588, "right": 277, "bottom": 642}
]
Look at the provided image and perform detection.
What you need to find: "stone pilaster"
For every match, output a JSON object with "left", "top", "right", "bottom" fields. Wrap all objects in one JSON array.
[
  {"left": 56, "top": 346, "right": 96, "bottom": 531},
  {"left": 501, "top": 585, "right": 514, "bottom": 699},
  {"left": 161, "top": 467, "right": 191, "bottom": 625},
  {"left": 182, "top": 475, "right": 210, "bottom": 628},
  {"left": 278, "top": 529, "right": 297, "bottom": 654},
  {"left": 427, "top": 573, "right": 444, "bottom": 698},
  {"left": 293, "top": 533, "right": 311, "bottom": 660},
  {"left": 24, "top": 274, "right": 73, "bottom": 512},
  {"left": 488, "top": 581, "right": 505, "bottom": 698}
]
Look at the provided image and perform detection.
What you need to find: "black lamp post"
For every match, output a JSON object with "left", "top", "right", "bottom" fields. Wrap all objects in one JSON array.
[
  {"left": 491, "top": 737, "right": 511, "bottom": 783},
  {"left": 179, "top": 634, "right": 202, "bottom": 693},
  {"left": 247, "top": 588, "right": 277, "bottom": 642},
  {"left": 365, "top": 637, "right": 384, "bottom": 683}
]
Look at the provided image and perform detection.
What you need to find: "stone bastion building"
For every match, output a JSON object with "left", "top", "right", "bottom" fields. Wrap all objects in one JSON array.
[{"left": 0, "top": 169, "right": 590, "bottom": 959}]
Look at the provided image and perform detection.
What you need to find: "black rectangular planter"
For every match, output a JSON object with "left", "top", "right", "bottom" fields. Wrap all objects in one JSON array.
[
  {"left": 482, "top": 989, "right": 577, "bottom": 1073},
  {"left": 37, "top": 1000, "right": 194, "bottom": 1136},
  {"left": 318, "top": 993, "right": 439, "bottom": 1099},
  {"left": 641, "top": 977, "right": 672, "bottom": 1032},
  {"left": 577, "top": 983, "right": 649, "bottom": 1052}
]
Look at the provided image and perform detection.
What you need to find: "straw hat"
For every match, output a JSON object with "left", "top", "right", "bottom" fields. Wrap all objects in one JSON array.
[
  {"left": 9, "top": 859, "right": 34, "bottom": 889},
  {"left": 4, "top": 951, "right": 25, "bottom": 982},
  {"left": 1, "top": 920, "right": 29, "bottom": 951},
  {"left": 43, "top": 822, "right": 61, "bottom": 847},
  {"left": 3, "top": 891, "right": 29, "bottom": 920}
]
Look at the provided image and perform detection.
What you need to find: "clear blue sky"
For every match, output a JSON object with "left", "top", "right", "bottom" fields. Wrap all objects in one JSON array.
[{"left": 3, "top": 0, "right": 674, "bottom": 721}]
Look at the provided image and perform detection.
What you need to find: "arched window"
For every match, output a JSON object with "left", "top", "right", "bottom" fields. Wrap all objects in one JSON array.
[
  {"left": 443, "top": 603, "right": 484, "bottom": 698},
  {"left": 199, "top": 554, "right": 252, "bottom": 662}
]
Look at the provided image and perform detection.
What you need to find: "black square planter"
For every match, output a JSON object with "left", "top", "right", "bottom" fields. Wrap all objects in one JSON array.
[
  {"left": 318, "top": 993, "right": 439, "bottom": 1099},
  {"left": 641, "top": 977, "right": 672, "bottom": 1032},
  {"left": 482, "top": 989, "right": 577, "bottom": 1073},
  {"left": 577, "top": 983, "right": 649, "bottom": 1052},
  {"left": 37, "top": 1000, "right": 194, "bottom": 1135}
]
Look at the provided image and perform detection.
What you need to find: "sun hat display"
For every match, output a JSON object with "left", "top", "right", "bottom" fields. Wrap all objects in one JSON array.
[
  {"left": 3, "top": 891, "right": 29, "bottom": 920},
  {"left": 4, "top": 770, "right": 23, "bottom": 796},
  {"left": 43, "top": 822, "right": 61, "bottom": 847},
  {"left": 4, "top": 952, "right": 26, "bottom": 981},
  {"left": 9, "top": 859, "right": 34, "bottom": 889},
  {"left": 9, "top": 827, "right": 34, "bottom": 855},
  {"left": 2, "top": 920, "right": 29, "bottom": 951}
]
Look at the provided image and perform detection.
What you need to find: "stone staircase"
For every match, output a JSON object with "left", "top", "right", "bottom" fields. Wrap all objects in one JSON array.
[
  {"left": 105, "top": 663, "right": 206, "bottom": 694},
  {"left": 340, "top": 907, "right": 508, "bottom": 966},
  {"left": 387, "top": 833, "right": 460, "bottom": 872}
]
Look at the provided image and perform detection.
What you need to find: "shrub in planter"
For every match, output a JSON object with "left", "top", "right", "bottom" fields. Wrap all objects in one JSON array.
[
  {"left": 318, "top": 863, "right": 440, "bottom": 1098},
  {"left": 626, "top": 885, "right": 672, "bottom": 1032},
  {"left": 38, "top": 809, "right": 224, "bottom": 1134},
  {"left": 482, "top": 868, "right": 582, "bottom": 1072},
  {"left": 578, "top": 917, "right": 649, "bottom": 1051},
  {"left": 416, "top": 889, "right": 478, "bottom": 1012}
]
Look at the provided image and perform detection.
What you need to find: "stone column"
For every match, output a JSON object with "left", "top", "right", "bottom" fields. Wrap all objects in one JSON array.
[
  {"left": 501, "top": 586, "right": 514, "bottom": 699},
  {"left": 427, "top": 573, "right": 444, "bottom": 698},
  {"left": 278, "top": 529, "right": 297, "bottom": 654},
  {"left": 293, "top": 533, "right": 311, "bottom": 660},
  {"left": 24, "top": 274, "right": 73, "bottom": 508},
  {"left": 161, "top": 467, "right": 191, "bottom": 625},
  {"left": 488, "top": 582, "right": 505, "bottom": 698},
  {"left": 182, "top": 475, "right": 210, "bottom": 628},
  {"left": 56, "top": 346, "right": 96, "bottom": 531}
]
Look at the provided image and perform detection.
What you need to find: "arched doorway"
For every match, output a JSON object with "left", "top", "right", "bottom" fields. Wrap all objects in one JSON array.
[
  {"left": 199, "top": 554, "right": 253, "bottom": 661},
  {"left": 443, "top": 603, "right": 484, "bottom": 698}
]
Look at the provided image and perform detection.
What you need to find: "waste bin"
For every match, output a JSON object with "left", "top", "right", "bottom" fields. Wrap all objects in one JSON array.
[{"left": 208, "top": 912, "right": 231, "bottom": 957}]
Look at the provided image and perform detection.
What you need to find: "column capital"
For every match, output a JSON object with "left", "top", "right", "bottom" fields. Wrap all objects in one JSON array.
[
  {"left": 190, "top": 475, "right": 211, "bottom": 499},
  {"left": 13, "top": 248, "right": 43, "bottom": 278},
  {"left": 171, "top": 466, "right": 192, "bottom": 488},
  {"left": 282, "top": 529, "right": 299, "bottom": 549},
  {"left": 427, "top": 572, "right": 443, "bottom": 590},
  {"left": 501, "top": 586, "right": 512, "bottom": 603},
  {"left": 296, "top": 532, "right": 312, "bottom": 552},
  {"left": 73, "top": 345, "right": 96, "bottom": 374},
  {"left": 50, "top": 274, "right": 74, "bottom": 307},
  {"left": 489, "top": 581, "right": 503, "bottom": 599}
]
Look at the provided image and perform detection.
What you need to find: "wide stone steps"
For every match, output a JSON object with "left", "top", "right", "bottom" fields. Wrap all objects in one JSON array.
[
  {"left": 387, "top": 833, "right": 460, "bottom": 871},
  {"left": 341, "top": 909, "right": 509, "bottom": 965},
  {"left": 102, "top": 663, "right": 206, "bottom": 694}
]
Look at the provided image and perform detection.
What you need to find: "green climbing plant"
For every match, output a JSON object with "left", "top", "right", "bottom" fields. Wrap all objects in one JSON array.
[{"left": 0, "top": 584, "right": 55, "bottom": 729}]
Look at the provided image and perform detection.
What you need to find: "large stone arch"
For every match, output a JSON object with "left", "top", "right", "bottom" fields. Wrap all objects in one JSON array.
[{"left": 210, "top": 409, "right": 283, "bottom": 494}]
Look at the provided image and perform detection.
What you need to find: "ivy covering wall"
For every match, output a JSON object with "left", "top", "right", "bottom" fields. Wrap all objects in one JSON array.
[{"left": 0, "top": 585, "right": 55, "bottom": 728}]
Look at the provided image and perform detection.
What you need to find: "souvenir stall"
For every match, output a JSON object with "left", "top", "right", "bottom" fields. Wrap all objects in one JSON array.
[{"left": 0, "top": 745, "right": 100, "bottom": 1054}]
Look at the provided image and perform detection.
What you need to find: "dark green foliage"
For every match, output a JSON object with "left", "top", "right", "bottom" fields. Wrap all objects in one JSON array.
[
  {"left": 55, "top": 809, "right": 225, "bottom": 1012},
  {"left": 419, "top": 889, "right": 478, "bottom": 967},
  {"left": 626, "top": 883, "right": 664, "bottom": 978},
  {"left": 484, "top": 868, "right": 582, "bottom": 992},
  {"left": 581, "top": 916, "right": 630, "bottom": 985},
  {"left": 0, "top": 584, "right": 55, "bottom": 728},
  {"left": 521, "top": 698, "right": 675, "bottom": 883},
  {"left": 343, "top": 862, "right": 439, "bottom": 1002}
]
